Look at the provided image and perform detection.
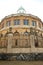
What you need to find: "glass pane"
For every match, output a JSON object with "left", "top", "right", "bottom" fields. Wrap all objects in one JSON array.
[
  {"left": 17, "top": 19, "right": 20, "bottom": 25},
  {"left": 14, "top": 19, "right": 20, "bottom": 25},
  {"left": 6, "top": 21, "right": 10, "bottom": 26},
  {"left": 14, "top": 20, "right": 17, "bottom": 25},
  {"left": 32, "top": 20, "right": 36, "bottom": 26},
  {"left": 24, "top": 19, "right": 28, "bottom": 25}
]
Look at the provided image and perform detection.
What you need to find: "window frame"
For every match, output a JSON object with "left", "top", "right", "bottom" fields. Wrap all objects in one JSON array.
[
  {"left": 6, "top": 21, "right": 10, "bottom": 26},
  {"left": 14, "top": 19, "right": 20, "bottom": 25},
  {"left": 32, "top": 20, "right": 36, "bottom": 26},
  {"left": 24, "top": 19, "right": 28, "bottom": 25}
]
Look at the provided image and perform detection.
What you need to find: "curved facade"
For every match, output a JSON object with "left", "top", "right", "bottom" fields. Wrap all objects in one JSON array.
[
  {"left": 0, "top": 14, "right": 43, "bottom": 34},
  {"left": 0, "top": 8, "right": 43, "bottom": 54}
]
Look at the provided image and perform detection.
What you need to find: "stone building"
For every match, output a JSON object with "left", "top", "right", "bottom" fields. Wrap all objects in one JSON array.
[{"left": 0, "top": 7, "right": 43, "bottom": 60}]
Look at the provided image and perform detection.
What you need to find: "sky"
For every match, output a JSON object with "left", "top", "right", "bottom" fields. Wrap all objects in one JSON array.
[{"left": 0, "top": 0, "right": 43, "bottom": 22}]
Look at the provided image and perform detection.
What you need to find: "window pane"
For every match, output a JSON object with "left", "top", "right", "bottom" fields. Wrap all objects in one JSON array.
[
  {"left": 14, "top": 19, "right": 20, "bottom": 25},
  {"left": 6, "top": 21, "right": 10, "bottom": 26},
  {"left": 14, "top": 20, "right": 17, "bottom": 25},
  {"left": 17, "top": 19, "right": 20, "bottom": 25},
  {"left": 24, "top": 19, "right": 28, "bottom": 25},
  {"left": 32, "top": 20, "right": 36, "bottom": 26}
]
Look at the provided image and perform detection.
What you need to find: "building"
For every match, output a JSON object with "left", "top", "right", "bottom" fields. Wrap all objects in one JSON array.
[{"left": 0, "top": 7, "right": 43, "bottom": 60}]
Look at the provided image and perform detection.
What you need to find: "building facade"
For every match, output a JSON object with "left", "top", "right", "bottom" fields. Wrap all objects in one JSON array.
[{"left": 0, "top": 7, "right": 43, "bottom": 56}]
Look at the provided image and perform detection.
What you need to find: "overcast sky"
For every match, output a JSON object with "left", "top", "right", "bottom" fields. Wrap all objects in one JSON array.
[{"left": 0, "top": 0, "right": 43, "bottom": 22}]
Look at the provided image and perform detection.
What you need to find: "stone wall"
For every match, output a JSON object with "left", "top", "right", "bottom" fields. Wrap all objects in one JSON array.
[{"left": 0, "top": 31, "right": 43, "bottom": 53}]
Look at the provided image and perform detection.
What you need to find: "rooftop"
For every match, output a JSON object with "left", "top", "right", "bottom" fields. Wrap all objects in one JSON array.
[{"left": 0, "top": 7, "right": 42, "bottom": 23}]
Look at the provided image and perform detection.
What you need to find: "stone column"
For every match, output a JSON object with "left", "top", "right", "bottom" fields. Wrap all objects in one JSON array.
[
  {"left": 30, "top": 35, "right": 35, "bottom": 48},
  {"left": 30, "top": 34, "right": 35, "bottom": 52},
  {"left": 30, "top": 27, "right": 35, "bottom": 47},
  {"left": 7, "top": 33, "right": 13, "bottom": 53}
]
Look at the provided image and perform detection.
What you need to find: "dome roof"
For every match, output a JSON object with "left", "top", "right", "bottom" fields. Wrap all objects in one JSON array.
[{"left": 17, "top": 6, "right": 26, "bottom": 13}]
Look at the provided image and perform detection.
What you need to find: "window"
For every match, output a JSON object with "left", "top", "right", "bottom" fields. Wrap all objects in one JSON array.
[
  {"left": 6, "top": 21, "right": 10, "bottom": 26},
  {"left": 14, "top": 19, "right": 20, "bottom": 25},
  {"left": 32, "top": 20, "right": 36, "bottom": 26},
  {"left": 24, "top": 19, "right": 28, "bottom": 25}
]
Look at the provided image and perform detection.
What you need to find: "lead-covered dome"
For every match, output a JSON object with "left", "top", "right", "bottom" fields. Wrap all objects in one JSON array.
[{"left": 17, "top": 6, "right": 26, "bottom": 13}]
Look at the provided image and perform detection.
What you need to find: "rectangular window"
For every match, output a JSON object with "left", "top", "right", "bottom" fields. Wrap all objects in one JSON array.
[
  {"left": 24, "top": 19, "right": 28, "bottom": 25},
  {"left": 32, "top": 20, "right": 36, "bottom": 26},
  {"left": 6, "top": 21, "right": 10, "bottom": 26},
  {"left": 14, "top": 19, "right": 20, "bottom": 25}
]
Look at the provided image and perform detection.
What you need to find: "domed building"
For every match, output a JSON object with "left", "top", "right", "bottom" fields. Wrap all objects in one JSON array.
[{"left": 0, "top": 7, "right": 43, "bottom": 60}]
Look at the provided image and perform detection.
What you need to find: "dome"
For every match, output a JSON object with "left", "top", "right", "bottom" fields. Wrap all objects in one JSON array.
[{"left": 17, "top": 6, "right": 26, "bottom": 13}]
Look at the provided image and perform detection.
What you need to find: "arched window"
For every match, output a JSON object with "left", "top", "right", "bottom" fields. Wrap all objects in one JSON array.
[{"left": 13, "top": 31, "right": 19, "bottom": 47}]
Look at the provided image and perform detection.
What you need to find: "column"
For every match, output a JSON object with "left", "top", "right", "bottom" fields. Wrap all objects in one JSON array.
[
  {"left": 7, "top": 33, "right": 13, "bottom": 53},
  {"left": 30, "top": 34, "right": 35, "bottom": 52}
]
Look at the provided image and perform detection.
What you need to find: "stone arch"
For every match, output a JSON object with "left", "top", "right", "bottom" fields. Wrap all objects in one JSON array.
[
  {"left": 5, "top": 31, "right": 13, "bottom": 37},
  {"left": 23, "top": 30, "right": 29, "bottom": 36},
  {"left": 13, "top": 30, "right": 20, "bottom": 36},
  {"left": 22, "top": 30, "right": 30, "bottom": 47},
  {"left": 12, "top": 30, "right": 20, "bottom": 48}
]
